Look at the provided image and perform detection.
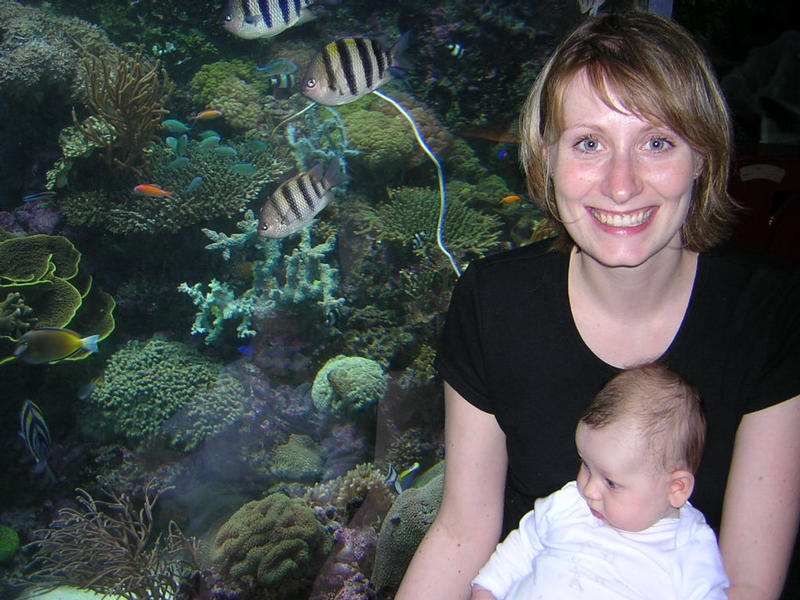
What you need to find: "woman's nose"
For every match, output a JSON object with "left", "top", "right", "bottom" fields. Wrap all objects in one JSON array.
[{"left": 601, "top": 152, "right": 643, "bottom": 204}]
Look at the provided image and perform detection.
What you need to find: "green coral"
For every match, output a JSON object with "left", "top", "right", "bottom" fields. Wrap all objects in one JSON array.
[
  {"left": 311, "top": 355, "right": 387, "bottom": 418},
  {"left": 56, "top": 137, "right": 288, "bottom": 234},
  {"left": 83, "top": 338, "right": 248, "bottom": 449},
  {"left": 0, "top": 525, "right": 20, "bottom": 563},
  {"left": 360, "top": 186, "right": 504, "bottom": 262},
  {"left": 340, "top": 108, "right": 416, "bottom": 178},
  {"left": 189, "top": 59, "right": 272, "bottom": 131},
  {"left": 270, "top": 434, "right": 324, "bottom": 483},
  {"left": 0, "top": 235, "right": 115, "bottom": 363},
  {"left": 212, "top": 492, "right": 333, "bottom": 590}
]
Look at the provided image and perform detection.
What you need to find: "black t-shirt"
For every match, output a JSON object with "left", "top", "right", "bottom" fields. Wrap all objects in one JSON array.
[{"left": 436, "top": 240, "right": 800, "bottom": 536}]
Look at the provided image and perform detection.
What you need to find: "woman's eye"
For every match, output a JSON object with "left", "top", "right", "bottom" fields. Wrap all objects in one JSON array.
[
  {"left": 577, "top": 137, "right": 602, "bottom": 152},
  {"left": 645, "top": 137, "right": 672, "bottom": 152}
]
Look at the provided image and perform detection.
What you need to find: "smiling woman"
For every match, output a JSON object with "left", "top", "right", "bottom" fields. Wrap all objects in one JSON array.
[{"left": 397, "top": 12, "right": 800, "bottom": 600}]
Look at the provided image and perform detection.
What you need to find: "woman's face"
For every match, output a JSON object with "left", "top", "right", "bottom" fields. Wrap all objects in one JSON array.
[{"left": 549, "top": 71, "right": 701, "bottom": 268}]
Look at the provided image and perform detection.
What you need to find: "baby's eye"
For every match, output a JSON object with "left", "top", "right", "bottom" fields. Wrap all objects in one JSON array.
[
  {"left": 644, "top": 136, "right": 673, "bottom": 152},
  {"left": 576, "top": 136, "right": 602, "bottom": 153},
  {"left": 605, "top": 478, "right": 619, "bottom": 489}
]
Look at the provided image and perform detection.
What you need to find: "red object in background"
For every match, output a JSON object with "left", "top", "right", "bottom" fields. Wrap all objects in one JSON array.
[{"left": 729, "top": 155, "right": 800, "bottom": 264}]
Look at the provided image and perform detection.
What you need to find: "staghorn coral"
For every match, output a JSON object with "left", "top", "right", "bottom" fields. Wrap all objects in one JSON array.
[
  {"left": 24, "top": 479, "right": 198, "bottom": 600},
  {"left": 0, "top": 291, "right": 35, "bottom": 339},
  {"left": 311, "top": 356, "right": 387, "bottom": 419},
  {"left": 83, "top": 338, "right": 248, "bottom": 449},
  {"left": 56, "top": 137, "right": 287, "bottom": 234},
  {"left": 72, "top": 50, "right": 172, "bottom": 179},
  {"left": 212, "top": 493, "right": 333, "bottom": 592}
]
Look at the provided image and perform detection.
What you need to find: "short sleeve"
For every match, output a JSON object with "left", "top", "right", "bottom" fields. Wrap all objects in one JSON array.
[{"left": 435, "top": 262, "right": 493, "bottom": 413}]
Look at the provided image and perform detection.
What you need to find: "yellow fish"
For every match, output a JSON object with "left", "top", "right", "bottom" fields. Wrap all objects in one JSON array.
[
  {"left": 12, "top": 328, "right": 100, "bottom": 364},
  {"left": 500, "top": 194, "right": 522, "bottom": 204}
]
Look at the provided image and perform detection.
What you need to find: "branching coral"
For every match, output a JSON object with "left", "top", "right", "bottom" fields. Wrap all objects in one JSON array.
[
  {"left": 24, "top": 479, "right": 198, "bottom": 600},
  {"left": 72, "top": 50, "right": 172, "bottom": 178}
]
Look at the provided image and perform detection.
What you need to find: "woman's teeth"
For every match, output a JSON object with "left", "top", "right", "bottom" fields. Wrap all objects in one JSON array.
[{"left": 591, "top": 208, "right": 654, "bottom": 227}]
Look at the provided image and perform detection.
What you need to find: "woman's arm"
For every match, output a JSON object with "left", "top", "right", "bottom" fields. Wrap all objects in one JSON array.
[
  {"left": 395, "top": 383, "right": 508, "bottom": 600},
  {"left": 719, "top": 395, "right": 800, "bottom": 600}
]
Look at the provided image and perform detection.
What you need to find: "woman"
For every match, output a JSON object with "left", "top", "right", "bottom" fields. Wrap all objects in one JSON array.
[{"left": 396, "top": 12, "right": 800, "bottom": 600}]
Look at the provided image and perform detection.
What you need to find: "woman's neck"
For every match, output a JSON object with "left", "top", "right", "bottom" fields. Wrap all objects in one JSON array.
[{"left": 568, "top": 246, "right": 698, "bottom": 368}]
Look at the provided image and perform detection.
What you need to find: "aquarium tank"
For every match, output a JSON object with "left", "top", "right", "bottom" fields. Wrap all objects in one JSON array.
[{"left": 1, "top": 0, "right": 797, "bottom": 598}]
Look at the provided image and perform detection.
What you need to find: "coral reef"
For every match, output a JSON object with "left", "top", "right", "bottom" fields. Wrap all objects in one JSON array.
[
  {"left": 270, "top": 434, "right": 324, "bottom": 483},
  {"left": 55, "top": 133, "right": 288, "bottom": 234},
  {"left": 0, "top": 0, "right": 118, "bottom": 101},
  {"left": 212, "top": 493, "right": 333, "bottom": 593},
  {"left": 24, "top": 479, "right": 198, "bottom": 600},
  {"left": 83, "top": 338, "right": 249, "bottom": 449},
  {"left": 340, "top": 107, "right": 416, "bottom": 180},
  {"left": 311, "top": 356, "right": 388, "bottom": 420},
  {"left": 72, "top": 51, "right": 172, "bottom": 178},
  {"left": 0, "top": 234, "right": 115, "bottom": 363},
  {"left": 371, "top": 465, "right": 445, "bottom": 596},
  {"left": 180, "top": 228, "right": 344, "bottom": 344},
  {"left": 189, "top": 59, "right": 273, "bottom": 132}
]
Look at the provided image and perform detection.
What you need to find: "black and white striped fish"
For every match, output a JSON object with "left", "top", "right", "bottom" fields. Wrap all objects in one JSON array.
[
  {"left": 302, "top": 33, "right": 411, "bottom": 106},
  {"left": 19, "top": 400, "right": 55, "bottom": 481},
  {"left": 258, "top": 160, "right": 348, "bottom": 238},
  {"left": 223, "top": 0, "right": 316, "bottom": 40}
]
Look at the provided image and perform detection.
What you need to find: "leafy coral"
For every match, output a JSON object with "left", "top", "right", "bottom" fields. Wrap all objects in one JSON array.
[
  {"left": 0, "top": 234, "right": 115, "bottom": 363},
  {"left": 212, "top": 492, "right": 333, "bottom": 591}
]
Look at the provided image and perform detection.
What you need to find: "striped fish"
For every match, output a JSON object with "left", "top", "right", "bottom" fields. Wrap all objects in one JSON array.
[
  {"left": 259, "top": 159, "right": 348, "bottom": 238},
  {"left": 302, "top": 33, "right": 411, "bottom": 106},
  {"left": 223, "top": 0, "right": 315, "bottom": 40},
  {"left": 19, "top": 400, "right": 55, "bottom": 481}
]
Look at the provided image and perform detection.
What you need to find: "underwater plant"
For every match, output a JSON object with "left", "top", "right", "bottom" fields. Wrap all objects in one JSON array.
[
  {"left": 24, "top": 479, "right": 199, "bottom": 600},
  {"left": 72, "top": 50, "right": 172, "bottom": 179}
]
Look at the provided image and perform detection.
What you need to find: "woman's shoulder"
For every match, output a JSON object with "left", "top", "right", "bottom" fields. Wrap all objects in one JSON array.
[
  {"left": 465, "top": 239, "right": 568, "bottom": 279},
  {"left": 701, "top": 243, "right": 798, "bottom": 286}
]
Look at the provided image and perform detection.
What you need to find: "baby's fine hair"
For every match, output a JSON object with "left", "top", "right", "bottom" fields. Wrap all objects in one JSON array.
[{"left": 580, "top": 363, "right": 707, "bottom": 473}]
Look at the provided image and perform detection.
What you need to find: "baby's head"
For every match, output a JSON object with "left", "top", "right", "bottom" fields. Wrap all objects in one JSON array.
[{"left": 575, "top": 363, "right": 706, "bottom": 532}]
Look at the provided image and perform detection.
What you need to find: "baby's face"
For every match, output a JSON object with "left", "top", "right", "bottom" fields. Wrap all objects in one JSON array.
[{"left": 575, "top": 420, "right": 679, "bottom": 532}]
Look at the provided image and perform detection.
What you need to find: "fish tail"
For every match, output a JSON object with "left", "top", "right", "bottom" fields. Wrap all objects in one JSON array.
[
  {"left": 323, "top": 158, "right": 349, "bottom": 189},
  {"left": 390, "top": 31, "right": 413, "bottom": 72},
  {"left": 81, "top": 334, "right": 101, "bottom": 354}
]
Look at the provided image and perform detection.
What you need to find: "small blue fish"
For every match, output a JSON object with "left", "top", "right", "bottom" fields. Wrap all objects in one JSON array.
[
  {"left": 186, "top": 176, "right": 203, "bottom": 195},
  {"left": 161, "top": 119, "right": 191, "bottom": 134},
  {"left": 20, "top": 400, "right": 55, "bottom": 482},
  {"left": 383, "top": 462, "right": 420, "bottom": 494},
  {"left": 237, "top": 345, "right": 256, "bottom": 357},
  {"left": 214, "top": 145, "right": 238, "bottom": 158},
  {"left": 199, "top": 135, "right": 221, "bottom": 149},
  {"left": 198, "top": 130, "right": 221, "bottom": 140},
  {"left": 257, "top": 57, "right": 300, "bottom": 76},
  {"left": 230, "top": 162, "right": 257, "bottom": 176},
  {"left": 166, "top": 156, "right": 191, "bottom": 170},
  {"left": 23, "top": 191, "right": 56, "bottom": 203},
  {"left": 447, "top": 42, "right": 465, "bottom": 58},
  {"left": 245, "top": 140, "right": 269, "bottom": 151}
]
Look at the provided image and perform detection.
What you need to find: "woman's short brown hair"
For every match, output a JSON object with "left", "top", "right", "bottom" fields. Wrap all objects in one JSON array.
[{"left": 520, "top": 12, "right": 737, "bottom": 252}]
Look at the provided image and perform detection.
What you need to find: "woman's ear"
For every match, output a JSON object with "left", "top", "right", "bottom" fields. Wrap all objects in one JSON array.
[{"left": 668, "top": 470, "right": 695, "bottom": 508}]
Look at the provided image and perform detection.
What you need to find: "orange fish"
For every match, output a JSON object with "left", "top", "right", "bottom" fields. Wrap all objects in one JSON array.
[
  {"left": 194, "top": 109, "right": 223, "bottom": 121},
  {"left": 500, "top": 194, "right": 522, "bottom": 204},
  {"left": 133, "top": 184, "right": 176, "bottom": 199}
]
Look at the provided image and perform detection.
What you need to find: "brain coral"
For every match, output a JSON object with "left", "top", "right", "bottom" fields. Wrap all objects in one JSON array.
[
  {"left": 212, "top": 492, "right": 333, "bottom": 591},
  {"left": 270, "top": 433, "right": 324, "bottom": 483},
  {"left": 311, "top": 355, "right": 387, "bottom": 419},
  {"left": 84, "top": 338, "right": 248, "bottom": 449}
]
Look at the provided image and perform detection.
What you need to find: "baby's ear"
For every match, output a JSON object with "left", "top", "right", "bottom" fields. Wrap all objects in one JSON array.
[{"left": 668, "top": 470, "right": 695, "bottom": 508}]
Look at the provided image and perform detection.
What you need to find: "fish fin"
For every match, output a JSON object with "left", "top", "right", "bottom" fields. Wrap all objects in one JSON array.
[
  {"left": 323, "top": 159, "right": 349, "bottom": 189},
  {"left": 390, "top": 31, "right": 413, "bottom": 72},
  {"left": 81, "top": 334, "right": 101, "bottom": 354},
  {"left": 307, "top": 163, "right": 325, "bottom": 181}
]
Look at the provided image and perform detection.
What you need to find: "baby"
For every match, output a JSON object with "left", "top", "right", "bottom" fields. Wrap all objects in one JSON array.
[{"left": 470, "top": 363, "right": 730, "bottom": 599}]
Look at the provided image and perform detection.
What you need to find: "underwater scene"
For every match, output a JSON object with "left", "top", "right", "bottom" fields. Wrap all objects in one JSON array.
[{"left": 1, "top": 0, "right": 797, "bottom": 599}]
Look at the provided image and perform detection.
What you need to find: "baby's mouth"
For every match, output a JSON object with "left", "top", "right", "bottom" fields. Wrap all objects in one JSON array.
[{"left": 590, "top": 207, "right": 655, "bottom": 228}]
